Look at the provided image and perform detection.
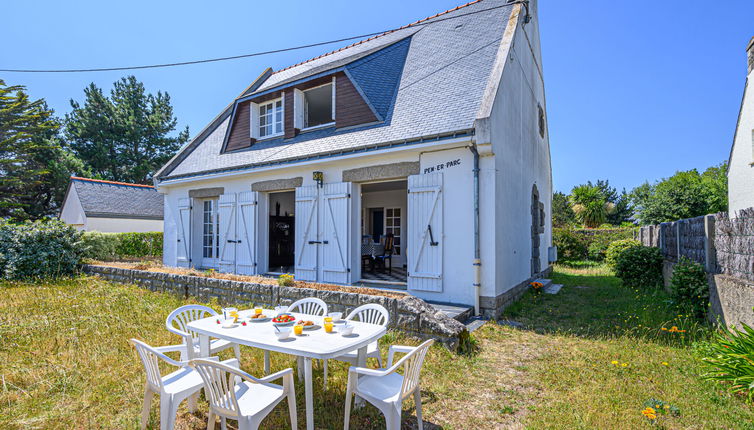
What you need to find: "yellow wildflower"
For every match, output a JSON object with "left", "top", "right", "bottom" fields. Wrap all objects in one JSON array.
[
  {"left": 662, "top": 362, "right": 668, "bottom": 366},
  {"left": 611, "top": 360, "right": 619, "bottom": 365},
  {"left": 621, "top": 363, "right": 628, "bottom": 367}
]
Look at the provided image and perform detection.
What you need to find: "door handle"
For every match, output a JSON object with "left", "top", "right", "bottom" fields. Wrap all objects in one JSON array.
[
  {"left": 227, "top": 240, "right": 240, "bottom": 244},
  {"left": 308, "top": 240, "right": 322, "bottom": 244},
  {"left": 428, "top": 224, "right": 439, "bottom": 246}
]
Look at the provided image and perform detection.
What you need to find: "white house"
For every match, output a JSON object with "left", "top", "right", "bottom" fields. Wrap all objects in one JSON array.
[
  {"left": 728, "top": 37, "right": 754, "bottom": 214},
  {"left": 154, "top": 0, "right": 552, "bottom": 317},
  {"left": 59, "top": 177, "right": 164, "bottom": 233}
]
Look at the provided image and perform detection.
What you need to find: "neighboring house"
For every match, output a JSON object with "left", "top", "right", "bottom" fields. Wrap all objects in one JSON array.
[
  {"left": 154, "top": 0, "right": 552, "bottom": 317},
  {"left": 728, "top": 37, "right": 754, "bottom": 214},
  {"left": 59, "top": 177, "right": 164, "bottom": 233}
]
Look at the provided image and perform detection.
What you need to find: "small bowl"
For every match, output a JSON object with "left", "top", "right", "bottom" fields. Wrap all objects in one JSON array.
[
  {"left": 328, "top": 312, "right": 343, "bottom": 322},
  {"left": 340, "top": 324, "right": 354, "bottom": 336},
  {"left": 275, "top": 326, "right": 292, "bottom": 340}
]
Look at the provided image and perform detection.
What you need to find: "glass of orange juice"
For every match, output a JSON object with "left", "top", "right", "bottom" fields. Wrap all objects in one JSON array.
[
  {"left": 324, "top": 316, "right": 333, "bottom": 324},
  {"left": 324, "top": 322, "right": 334, "bottom": 333},
  {"left": 254, "top": 308, "right": 263, "bottom": 315},
  {"left": 294, "top": 324, "right": 304, "bottom": 335}
]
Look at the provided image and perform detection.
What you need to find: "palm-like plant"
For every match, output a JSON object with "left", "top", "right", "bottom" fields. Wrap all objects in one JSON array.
[{"left": 569, "top": 184, "right": 615, "bottom": 228}]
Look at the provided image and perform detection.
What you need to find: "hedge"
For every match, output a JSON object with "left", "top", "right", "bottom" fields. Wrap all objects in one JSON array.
[
  {"left": 82, "top": 231, "right": 163, "bottom": 261},
  {"left": 0, "top": 219, "right": 83, "bottom": 280},
  {"left": 554, "top": 227, "right": 636, "bottom": 262},
  {"left": 615, "top": 246, "right": 664, "bottom": 289}
]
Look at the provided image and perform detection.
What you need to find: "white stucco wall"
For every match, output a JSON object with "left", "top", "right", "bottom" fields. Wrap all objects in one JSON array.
[
  {"left": 84, "top": 217, "right": 163, "bottom": 233},
  {"left": 59, "top": 185, "right": 86, "bottom": 230},
  {"left": 485, "top": 2, "right": 553, "bottom": 299},
  {"left": 729, "top": 76, "right": 754, "bottom": 214}
]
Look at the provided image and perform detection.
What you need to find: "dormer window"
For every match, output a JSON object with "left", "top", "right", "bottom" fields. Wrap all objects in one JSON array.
[
  {"left": 300, "top": 81, "right": 335, "bottom": 129},
  {"left": 259, "top": 98, "right": 283, "bottom": 138}
]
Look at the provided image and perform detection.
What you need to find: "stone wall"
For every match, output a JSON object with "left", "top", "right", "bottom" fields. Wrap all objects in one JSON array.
[
  {"left": 83, "top": 265, "right": 468, "bottom": 349},
  {"left": 479, "top": 265, "right": 552, "bottom": 318},
  {"left": 709, "top": 274, "right": 754, "bottom": 328}
]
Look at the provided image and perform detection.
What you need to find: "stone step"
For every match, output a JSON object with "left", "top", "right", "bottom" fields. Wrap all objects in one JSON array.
[
  {"left": 428, "top": 302, "right": 475, "bottom": 323},
  {"left": 464, "top": 316, "right": 487, "bottom": 332}
]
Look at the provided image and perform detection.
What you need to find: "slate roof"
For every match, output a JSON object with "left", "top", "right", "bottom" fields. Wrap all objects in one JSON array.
[
  {"left": 159, "top": 0, "right": 515, "bottom": 180},
  {"left": 69, "top": 177, "right": 163, "bottom": 219}
]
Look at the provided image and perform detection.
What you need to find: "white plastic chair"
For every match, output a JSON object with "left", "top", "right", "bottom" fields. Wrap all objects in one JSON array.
[
  {"left": 344, "top": 339, "right": 434, "bottom": 430},
  {"left": 273, "top": 297, "right": 328, "bottom": 379},
  {"left": 190, "top": 358, "right": 297, "bottom": 430},
  {"left": 286, "top": 297, "right": 328, "bottom": 317},
  {"left": 323, "top": 304, "right": 389, "bottom": 388},
  {"left": 165, "top": 305, "right": 241, "bottom": 361},
  {"left": 130, "top": 338, "right": 239, "bottom": 430}
]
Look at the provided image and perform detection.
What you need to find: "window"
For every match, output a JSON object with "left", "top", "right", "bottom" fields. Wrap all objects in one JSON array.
[
  {"left": 304, "top": 83, "right": 334, "bottom": 128},
  {"left": 259, "top": 99, "right": 283, "bottom": 138},
  {"left": 202, "top": 200, "right": 219, "bottom": 260},
  {"left": 385, "top": 208, "right": 401, "bottom": 256}
]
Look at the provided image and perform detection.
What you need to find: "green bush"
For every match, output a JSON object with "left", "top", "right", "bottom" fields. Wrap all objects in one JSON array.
[
  {"left": 553, "top": 229, "right": 588, "bottom": 261},
  {"left": 81, "top": 232, "right": 120, "bottom": 260},
  {"left": 615, "top": 246, "right": 663, "bottom": 289},
  {"left": 699, "top": 322, "right": 754, "bottom": 401},
  {"left": 605, "top": 239, "right": 642, "bottom": 269},
  {"left": 670, "top": 257, "right": 709, "bottom": 319},
  {"left": 0, "top": 219, "right": 83, "bottom": 279},
  {"left": 116, "top": 232, "right": 163, "bottom": 257}
]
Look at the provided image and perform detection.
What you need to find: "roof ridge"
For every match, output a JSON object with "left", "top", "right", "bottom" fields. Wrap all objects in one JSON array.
[
  {"left": 272, "top": 0, "right": 484, "bottom": 75},
  {"left": 71, "top": 176, "right": 155, "bottom": 189}
]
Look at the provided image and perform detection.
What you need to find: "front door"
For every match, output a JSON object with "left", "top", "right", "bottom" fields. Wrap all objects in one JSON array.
[{"left": 294, "top": 182, "right": 353, "bottom": 284}]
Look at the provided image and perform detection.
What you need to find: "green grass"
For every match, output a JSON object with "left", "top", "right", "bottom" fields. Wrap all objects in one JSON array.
[{"left": 1, "top": 265, "right": 753, "bottom": 429}]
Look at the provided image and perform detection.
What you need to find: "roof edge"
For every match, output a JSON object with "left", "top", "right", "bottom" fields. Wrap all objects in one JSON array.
[
  {"left": 71, "top": 176, "right": 155, "bottom": 189},
  {"left": 154, "top": 68, "right": 273, "bottom": 182},
  {"left": 727, "top": 77, "right": 749, "bottom": 175}
]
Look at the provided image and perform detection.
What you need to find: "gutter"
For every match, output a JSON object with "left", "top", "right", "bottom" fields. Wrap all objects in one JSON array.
[{"left": 469, "top": 141, "right": 481, "bottom": 316}]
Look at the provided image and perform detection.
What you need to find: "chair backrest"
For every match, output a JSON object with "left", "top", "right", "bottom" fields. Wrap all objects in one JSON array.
[
  {"left": 384, "top": 234, "right": 394, "bottom": 253},
  {"left": 166, "top": 305, "right": 218, "bottom": 342},
  {"left": 287, "top": 297, "right": 328, "bottom": 316},
  {"left": 397, "top": 339, "right": 434, "bottom": 399},
  {"left": 130, "top": 339, "right": 165, "bottom": 391},
  {"left": 191, "top": 359, "right": 242, "bottom": 418},
  {"left": 346, "top": 304, "right": 389, "bottom": 327}
]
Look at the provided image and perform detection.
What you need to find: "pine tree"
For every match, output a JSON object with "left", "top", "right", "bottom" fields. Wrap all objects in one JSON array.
[
  {"left": 0, "top": 79, "right": 81, "bottom": 219},
  {"left": 64, "top": 76, "right": 189, "bottom": 184}
]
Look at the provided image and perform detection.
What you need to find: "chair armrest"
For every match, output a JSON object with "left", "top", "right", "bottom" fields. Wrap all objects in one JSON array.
[
  {"left": 387, "top": 345, "right": 415, "bottom": 367},
  {"left": 258, "top": 368, "right": 293, "bottom": 383},
  {"left": 153, "top": 344, "right": 185, "bottom": 354},
  {"left": 348, "top": 366, "right": 391, "bottom": 378}
]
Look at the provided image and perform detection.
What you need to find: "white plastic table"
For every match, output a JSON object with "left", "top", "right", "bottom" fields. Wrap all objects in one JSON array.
[{"left": 187, "top": 309, "right": 387, "bottom": 430}]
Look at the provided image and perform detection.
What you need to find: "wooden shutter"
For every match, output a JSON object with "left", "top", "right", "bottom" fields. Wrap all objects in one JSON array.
[
  {"left": 176, "top": 198, "right": 191, "bottom": 268},
  {"left": 218, "top": 193, "right": 237, "bottom": 273},
  {"left": 319, "top": 182, "right": 352, "bottom": 284},
  {"left": 236, "top": 191, "right": 258, "bottom": 275},
  {"left": 294, "top": 185, "right": 319, "bottom": 281},
  {"left": 293, "top": 89, "right": 304, "bottom": 129},
  {"left": 249, "top": 102, "right": 260, "bottom": 140},
  {"left": 407, "top": 172, "right": 443, "bottom": 292}
]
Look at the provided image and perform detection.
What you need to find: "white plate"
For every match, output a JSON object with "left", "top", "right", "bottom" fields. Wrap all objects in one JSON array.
[
  {"left": 249, "top": 316, "right": 271, "bottom": 323},
  {"left": 301, "top": 324, "right": 321, "bottom": 331}
]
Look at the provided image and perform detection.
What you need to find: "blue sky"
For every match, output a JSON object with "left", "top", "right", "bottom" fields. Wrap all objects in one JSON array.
[{"left": 3, "top": 1, "right": 753, "bottom": 193}]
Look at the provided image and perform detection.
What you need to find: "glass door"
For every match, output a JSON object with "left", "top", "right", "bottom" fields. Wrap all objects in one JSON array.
[{"left": 201, "top": 199, "right": 219, "bottom": 268}]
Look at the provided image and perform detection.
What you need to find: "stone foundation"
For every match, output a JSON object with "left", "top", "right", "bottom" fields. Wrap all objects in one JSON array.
[
  {"left": 478, "top": 266, "right": 553, "bottom": 318},
  {"left": 83, "top": 265, "right": 468, "bottom": 349}
]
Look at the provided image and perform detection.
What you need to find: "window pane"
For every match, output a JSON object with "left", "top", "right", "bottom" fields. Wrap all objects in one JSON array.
[
  {"left": 304, "top": 84, "right": 333, "bottom": 127},
  {"left": 394, "top": 217, "right": 400, "bottom": 226}
]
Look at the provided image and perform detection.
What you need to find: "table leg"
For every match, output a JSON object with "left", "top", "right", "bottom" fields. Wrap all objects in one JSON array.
[
  {"left": 198, "top": 334, "right": 210, "bottom": 358},
  {"left": 304, "top": 357, "right": 314, "bottom": 430},
  {"left": 264, "top": 350, "right": 271, "bottom": 375}
]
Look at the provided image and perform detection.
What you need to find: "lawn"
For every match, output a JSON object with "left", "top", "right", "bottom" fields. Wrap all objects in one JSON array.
[{"left": 1, "top": 264, "right": 753, "bottom": 429}]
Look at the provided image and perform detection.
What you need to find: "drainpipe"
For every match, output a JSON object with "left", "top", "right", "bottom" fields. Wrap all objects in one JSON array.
[{"left": 469, "top": 143, "right": 481, "bottom": 316}]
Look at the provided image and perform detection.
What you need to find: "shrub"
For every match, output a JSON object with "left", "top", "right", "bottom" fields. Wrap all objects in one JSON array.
[
  {"left": 278, "top": 273, "right": 294, "bottom": 287},
  {"left": 605, "top": 239, "right": 642, "bottom": 269},
  {"left": 670, "top": 257, "right": 709, "bottom": 319},
  {"left": 81, "top": 232, "right": 120, "bottom": 260},
  {"left": 0, "top": 219, "right": 82, "bottom": 280},
  {"left": 698, "top": 322, "right": 754, "bottom": 401},
  {"left": 553, "top": 229, "right": 588, "bottom": 261},
  {"left": 615, "top": 246, "right": 663, "bottom": 289},
  {"left": 116, "top": 232, "right": 163, "bottom": 257}
]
